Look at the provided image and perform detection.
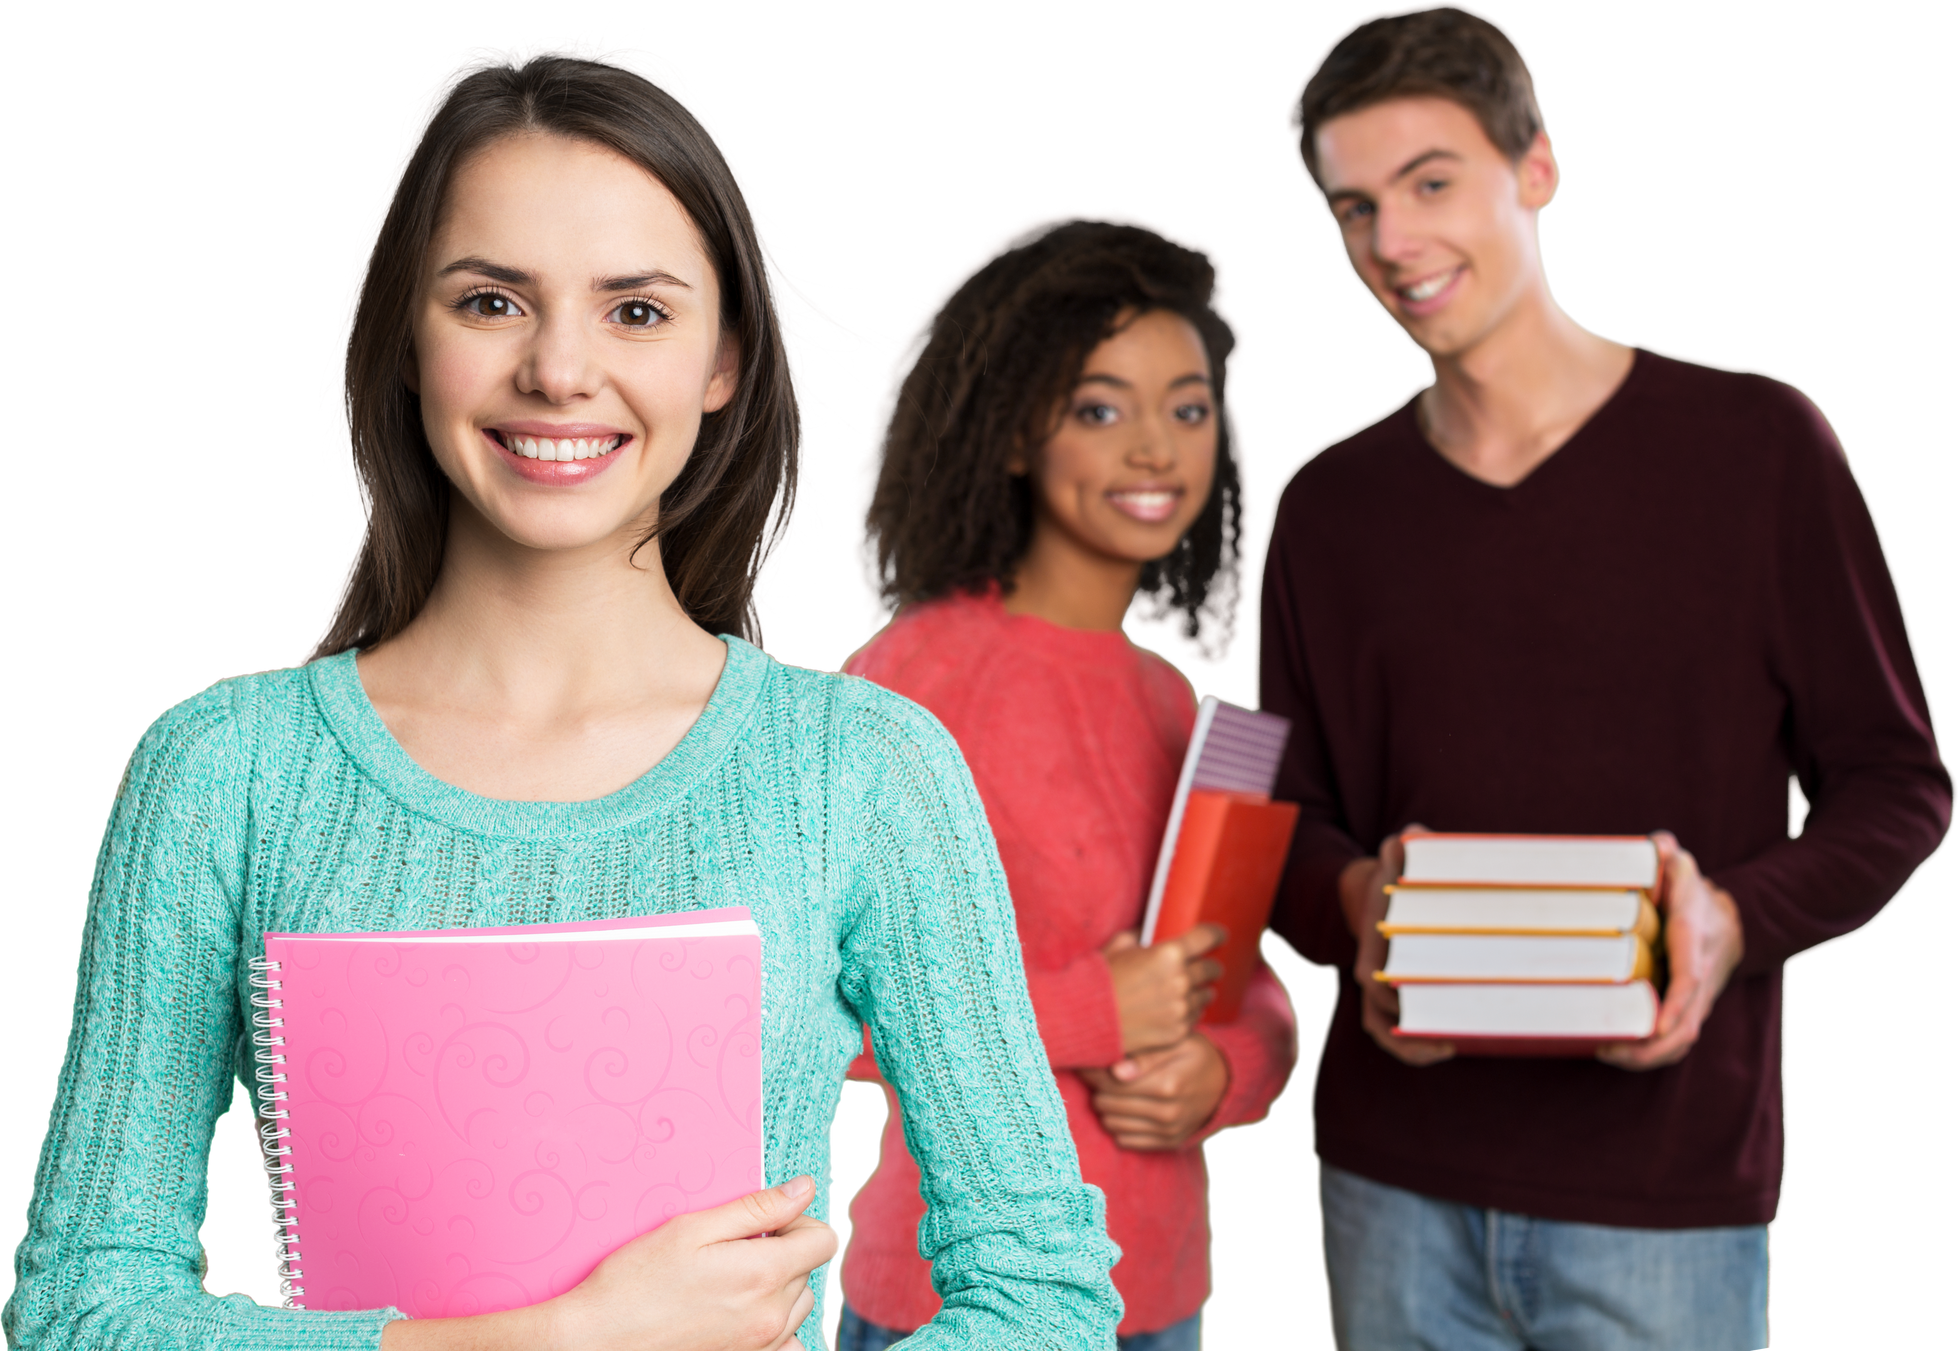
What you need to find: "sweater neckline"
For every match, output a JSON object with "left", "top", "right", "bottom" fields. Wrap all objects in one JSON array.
[
  {"left": 1405, "top": 347, "right": 1652, "bottom": 496},
  {"left": 306, "top": 635, "right": 766, "bottom": 839},
  {"left": 963, "top": 587, "right": 1142, "bottom": 666}
]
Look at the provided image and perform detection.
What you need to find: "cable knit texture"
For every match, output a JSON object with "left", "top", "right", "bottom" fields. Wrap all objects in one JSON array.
[
  {"left": 840, "top": 592, "right": 1297, "bottom": 1336},
  {"left": 6, "top": 637, "right": 1121, "bottom": 1351}
]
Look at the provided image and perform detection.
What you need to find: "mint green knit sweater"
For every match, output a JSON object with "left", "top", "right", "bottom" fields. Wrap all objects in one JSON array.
[{"left": 5, "top": 639, "right": 1121, "bottom": 1350}]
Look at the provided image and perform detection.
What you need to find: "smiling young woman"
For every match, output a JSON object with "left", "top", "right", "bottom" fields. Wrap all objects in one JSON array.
[
  {"left": 838, "top": 222, "right": 1298, "bottom": 1351},
  {"left": 4, "top": 57, "right": 1119, "bottom": 1351}
]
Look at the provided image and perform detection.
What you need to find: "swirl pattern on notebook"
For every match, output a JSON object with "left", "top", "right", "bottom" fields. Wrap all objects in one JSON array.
[{"left": 261, "top": 910, "right": 762, "bottom": 1318}]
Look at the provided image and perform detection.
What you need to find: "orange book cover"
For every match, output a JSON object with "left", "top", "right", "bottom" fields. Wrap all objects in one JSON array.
[{"left": 1148, "top": 789, "right": 1299, "bottom": 1023}]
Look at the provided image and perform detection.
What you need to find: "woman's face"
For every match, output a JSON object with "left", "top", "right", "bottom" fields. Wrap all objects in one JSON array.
[
  {"left": 410, "top": 133, "right": 735, "bottom": 555},
  {"left": 1020, "top": 309, "right": 1218, "bottom": 567}
]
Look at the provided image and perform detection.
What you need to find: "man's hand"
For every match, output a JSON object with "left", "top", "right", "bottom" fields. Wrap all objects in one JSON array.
[
  {"left": 1102, "top": 924, "right": 1225, "bottom": 1056},
  {"left": 1080, "top": 1034, "right": 1230, "bottom": 1150},
  {"left": 1598, "top": 831, "right": 1744, "bottom": 1071},
  {"left": 1341, "top": 831, "right": 1455, "bottom": 1066}
]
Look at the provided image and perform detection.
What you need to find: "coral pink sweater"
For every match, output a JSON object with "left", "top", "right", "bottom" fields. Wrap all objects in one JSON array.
[{"left": 841, "top": 591, "right": 1297, "bottom": 1335}]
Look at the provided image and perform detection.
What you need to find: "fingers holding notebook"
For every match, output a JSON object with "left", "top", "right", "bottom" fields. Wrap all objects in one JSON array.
[
  {"left": 380, "top": 1177, "right": 833, "bottom": 1351},
  {"left": 1103, "top": 923, "right": 1227, "bottom": 1059}
]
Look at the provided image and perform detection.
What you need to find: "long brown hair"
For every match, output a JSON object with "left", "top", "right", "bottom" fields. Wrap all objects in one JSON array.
[
  {"left": 314, "top": 55, "right": 797, "bottom": 659},
  {"left": 866, "top": 220, "right": 1240, "bottom": 642}
]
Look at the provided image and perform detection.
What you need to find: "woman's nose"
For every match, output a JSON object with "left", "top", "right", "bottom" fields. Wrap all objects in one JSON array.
[{"left": 518, "top": 312, "right": 603, "bottom": 404}]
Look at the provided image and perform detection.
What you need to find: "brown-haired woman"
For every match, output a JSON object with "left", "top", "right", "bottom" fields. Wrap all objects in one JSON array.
[
  {"left": 6, "top": 58, "right": 1118, "bottom": 1351},
  {"left": 838, "top": 221, "right": 1298, "bottom": 1351}
]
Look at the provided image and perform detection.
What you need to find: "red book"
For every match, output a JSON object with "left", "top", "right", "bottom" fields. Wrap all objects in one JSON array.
[
  {"left": 1141, "top": 699, "right": 1297, "bottom": 1024},
  {"left": 1146, "top": 790, "right": 1299, "bottom": 1021}
]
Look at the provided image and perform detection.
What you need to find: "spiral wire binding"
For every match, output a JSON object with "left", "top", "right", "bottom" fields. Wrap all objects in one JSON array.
[{"left": 248, "top": 955, "right": 306, "bottom": 1308}]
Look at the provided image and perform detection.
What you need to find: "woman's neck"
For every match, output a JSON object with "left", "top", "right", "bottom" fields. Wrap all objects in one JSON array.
[
  {"left": 1002, "top": 521, "right": 1143, "bottom": 632},
  {"left": 353, "top": 497, "right": 728, "bottom": 801}
]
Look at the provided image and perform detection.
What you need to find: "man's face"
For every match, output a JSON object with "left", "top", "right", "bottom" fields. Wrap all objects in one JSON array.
[{"left": 1315, "top": 96, "right": 1556, "bottom": 360}]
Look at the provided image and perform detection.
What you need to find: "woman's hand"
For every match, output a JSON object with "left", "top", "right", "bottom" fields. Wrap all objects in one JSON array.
[
  {"left": 1341, "top": 830, "right": 1455, "bottom": 1067},
  {"left": 1080, "top": 1034, "right": 1230, "bottom": 1150},
  {"left": 1102, "top": 924, "right": 1225, "bottom": 1056},
  {"left": 380, "top": 1176, "right": 835, "bottom": 1351}
]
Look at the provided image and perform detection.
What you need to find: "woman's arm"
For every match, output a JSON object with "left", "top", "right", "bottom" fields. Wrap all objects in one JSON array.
[
  {"left": 378, "top": 1180, "right": 831, "bottom": 1351},
  {"left": 1187, "top": 961, "right": 1298, "bottom": 1134},
  {"left": 833, "top": 691, "right": 1122, "bottom": 1350},
  {"left": 1080, "top": 960, "right": 1298, "bottom": 1150},
  {"left": 5, "top": 684, "right": 402, "bottom": 1351}
]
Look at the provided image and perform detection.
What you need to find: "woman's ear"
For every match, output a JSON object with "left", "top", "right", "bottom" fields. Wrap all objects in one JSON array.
[
  {"left": 703, "top": 334, "right": 740, "bottom": 413},
  {"left": 401, "top": 343, "right": 421, "bottom": 395}
]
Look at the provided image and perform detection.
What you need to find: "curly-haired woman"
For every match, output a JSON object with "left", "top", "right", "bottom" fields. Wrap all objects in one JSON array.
[{"left": 837, "top": 222, "right": 1299, "bottom": 1351}]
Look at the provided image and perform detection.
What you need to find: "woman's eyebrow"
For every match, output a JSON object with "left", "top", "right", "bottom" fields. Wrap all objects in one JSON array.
[
  {"left": 1077, "top": 372, "right": 1211, "bottom": 390},
  {"left": 432, "top": 259, "right": 690, "bottom": 293},
  {"left": 595, "top": 270, "right": 691, "bottom": 292},
  {"left": 437, "top": 256, "right": 530, "bottom": 284}
]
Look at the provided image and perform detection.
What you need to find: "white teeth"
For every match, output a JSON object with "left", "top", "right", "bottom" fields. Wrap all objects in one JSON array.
[
  {"left": 1403, "top": 271, "right": 1455, "bottom": 302},
  {"left": 500, "top": 434, "right": 620, "bottom": 462}
]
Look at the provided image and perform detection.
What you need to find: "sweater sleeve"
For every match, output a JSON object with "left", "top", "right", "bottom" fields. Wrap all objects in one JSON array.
[
  {"left": 4, "top": 684, "right": 404, "bottom": 1351},
  {"left": 1193, "top": 961, "right": 1298, "bottom": 1140},
  {"left": 833, "top": 690, "right": 1123, "bottom": 1350},
  {"left": 1713, "top": 392, "right": 1950, "bottom": 975},
  {"left": 859, "top": 957, "right": 1126, "bottom": 1076},
  {"left": 1260, "top": 495, "right": 1367, "bottom": 969},
  {"left": 1021, "top": 956, "right": 1126, "bottom": 1070}
]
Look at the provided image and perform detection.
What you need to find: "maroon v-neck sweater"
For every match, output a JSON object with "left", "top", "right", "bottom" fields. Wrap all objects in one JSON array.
[{"left": 1261, "top": 351, "right": 1949, "bottom": 1227}]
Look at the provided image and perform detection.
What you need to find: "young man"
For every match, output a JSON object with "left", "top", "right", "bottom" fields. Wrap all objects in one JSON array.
[{"left": 1262, "top": 9, "right": 1950, "bottom": 1349}]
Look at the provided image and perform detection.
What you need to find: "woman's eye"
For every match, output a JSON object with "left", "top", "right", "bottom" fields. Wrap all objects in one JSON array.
[
  {"left": 1341, "top": 201, "right": 1374, "bottom": 225},
  {"left": 611, "top": 300, "right": 667, "bottom": 328},
  {"left": 1418, "top": 177, "right": 1450, "bottom": 195},
  {"left": 1076, "top": 403, "right": 1119, "bottom": 427},
  {"left": 1175, "top": 403, "right": 1212, "bottom": 425},
  {"left": 463, "top": 292, "right": 519, "bottom": 318}
]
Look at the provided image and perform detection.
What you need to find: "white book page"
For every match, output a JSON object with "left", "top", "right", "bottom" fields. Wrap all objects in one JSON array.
[
  {"left": 1383, "top": 932, "right": 1640, "bottom": 981},
  {"left": 1401, "top": 834, "right": 1659, "bottom": 888},
  {"left": 1382, "top": 887, "right": 1643, "bottom": 933},
  {"left": 1397, "top": 982, "right": 1657, "bottom": 1036}
]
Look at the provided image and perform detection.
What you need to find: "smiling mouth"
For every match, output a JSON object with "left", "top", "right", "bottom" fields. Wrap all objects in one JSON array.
[
  {"left": 489, "top": 431, "right": 626, "bottom": 463},
  {"left": 1107, "top": 488, "right": 1182, "bottom": 524},
  {"left": 1397, "top": 268, "right": 1462, "bottom": 304}
]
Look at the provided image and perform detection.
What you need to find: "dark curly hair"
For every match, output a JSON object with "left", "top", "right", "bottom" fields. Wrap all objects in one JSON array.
[{"left": 866, "top": 220, "right": 1240, "bottom": 642}]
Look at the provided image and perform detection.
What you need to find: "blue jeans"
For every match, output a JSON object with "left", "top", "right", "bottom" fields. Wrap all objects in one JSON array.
[
  {"left": 835, "top": 1305, "right": 1199, "bottom": 1350},
  {"left": 1320, "top": 1163, "right": 1768, "bottom": 1351}
]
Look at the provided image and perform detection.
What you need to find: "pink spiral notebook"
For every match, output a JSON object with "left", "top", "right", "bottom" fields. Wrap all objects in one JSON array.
[{"left": 250, "top": 907, "right": 763, "bottom": 1318}]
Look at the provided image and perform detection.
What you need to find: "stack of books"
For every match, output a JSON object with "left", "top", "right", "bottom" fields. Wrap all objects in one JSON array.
[{"left": 1380, "top": 833, "right": 1662, "bottom": 1055}]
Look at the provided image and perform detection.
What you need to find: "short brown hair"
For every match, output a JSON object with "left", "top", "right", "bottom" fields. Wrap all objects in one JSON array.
[
  {"left": 867, "top": 221, "right": 1241, "bottom": 643},
  {"left": 1296, "top": 8, "right": 1543, "bottom": 187},
  {"left": 316, "top": 55, "right": 796, "bottom": 659}
]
